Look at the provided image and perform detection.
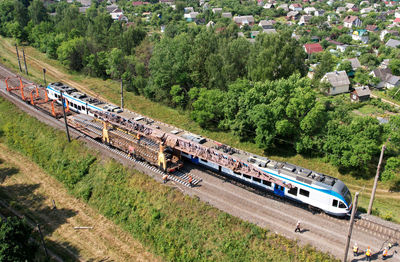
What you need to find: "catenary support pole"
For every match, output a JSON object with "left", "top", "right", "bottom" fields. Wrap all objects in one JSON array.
[
  {"left": 15, "top": 45, "right": 22, "bottom": 72},
  {"left": 37, "top": 224, "right": 49, "bottom": 258},
  {"left": 343, "top": 192, "right": 359, "bottom": 262},
  {"left": 60, "top": 91, "right": 71, "bottom": 142},
  {"left": 368, "top": 144, "right": 386, "bottom": 215},
  {"left": 120, "top": 79, "right": 124, "bottom": 110},
  {"left": 22, "top": 47, "right": 28, "bottom": 75}
]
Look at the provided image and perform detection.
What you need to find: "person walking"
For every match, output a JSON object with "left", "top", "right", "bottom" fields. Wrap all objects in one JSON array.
[
  {"left": 383, "top": 246, "right": 388, "bottom": 260},
  {"left": 353, "top": 243, "right": 358, "bottom": 256},
  {"left": 365, "top": 246, "right": 372, "bottom": 262},
  {"left": 163, "top": 174, "right": 168, "bottom": 184},
  {"left": 294, "top": 221, "right": 301, "bottom": 233},
  {"left": 188, "top": 175, "right": 193, "bottom": 187}
]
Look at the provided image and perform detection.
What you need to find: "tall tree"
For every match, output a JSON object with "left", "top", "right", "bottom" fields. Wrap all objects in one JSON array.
[{"left": 28, "top": 0, "right": 48, "bottom": 25}]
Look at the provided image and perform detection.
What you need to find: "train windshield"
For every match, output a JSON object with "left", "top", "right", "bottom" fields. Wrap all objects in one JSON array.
[{"left": 342, "top": 187, "right": 352, "bottom": 206}]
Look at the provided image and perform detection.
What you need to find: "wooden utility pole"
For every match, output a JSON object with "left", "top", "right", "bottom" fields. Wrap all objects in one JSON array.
[
  {"left": 60, "top": 91, "right": 71, "bottom": 142},
  {"left": 120, "top": 79, "right": 124, "bottom": 110},
  {"left": 22, "top": 47, "right": 28, "bottom": 75},
  {"left": 368, "top": 144, "right": 386, "bottom": 215},
  {"left": 15, "top": 45, "right": 22, "bottom": 72},
  {"left": 37, "top": 224, "right": 49, "bottom": 259},
  {"left": 343, "top": 192, "right": 359, "bottom": 262},
  {"left": 43, "top": 68, "right": 46, "bottom": 87}
]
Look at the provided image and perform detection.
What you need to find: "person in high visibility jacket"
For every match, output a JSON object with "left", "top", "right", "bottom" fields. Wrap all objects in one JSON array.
[
  {"left": 383, "top": 246, "right": 388, "bottom": 260},
  {"left": 353, "top": 243, "right": 358, "bottom": 256},
  {"left": 365, "top": 246, "right": 372, "bottom": 261}
]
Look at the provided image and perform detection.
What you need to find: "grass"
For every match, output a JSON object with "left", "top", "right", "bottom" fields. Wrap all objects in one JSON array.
[
  {"left": 0, "top": 96, "right": 338, "bottom": 261},
  {"left": 356, "top": 104, "right": 385, "bottom": 115},
  {"left": 0, "top": 36, "right": 399, "bottom": 223},
  {"left": 372, "top": 89, "right": 400, "bottom": 106}
]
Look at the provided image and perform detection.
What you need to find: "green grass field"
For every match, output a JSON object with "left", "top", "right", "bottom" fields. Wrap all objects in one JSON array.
[{"left": 0, "top": 36, "right": 399, "bottom": 223}]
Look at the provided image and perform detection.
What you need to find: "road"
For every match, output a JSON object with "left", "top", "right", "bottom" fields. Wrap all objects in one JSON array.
[{"left": 0, "top": 67, "right": 399, "bottom": 262}]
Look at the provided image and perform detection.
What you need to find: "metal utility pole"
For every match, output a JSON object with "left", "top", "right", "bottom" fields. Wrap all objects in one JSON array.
[
  {"left": 343, "top": 192, "right": 359, "bottom": 262},
  {"left": 43, "top": 68, "right": 46, "bottom": 87},
  {"left": 367, "top": 144, "right": 386, "bottom": 215},
  {"left": 60, "top": 91, "right": 71, "bottom": 143},
  {"left": 22, "top": 47, "right": 28, "bottom": 75},
  {"left": 120, "top": 79, "right": 124, "bottom": 110},
  {"left": 37, "top": 224, "right": 49, "bottom": 259},
  {"left": 15, "top": 45, "right": 22, "bottom": 72}
]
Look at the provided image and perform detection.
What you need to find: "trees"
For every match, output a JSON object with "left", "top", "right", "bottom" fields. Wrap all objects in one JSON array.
[
  {"left": 247, "top": 32, "right": 307, "bottom": 82},
  {"left": 0, "top": 217, "right": 38, "bottom": 261},
  {"left": 28, "top": 0, "right": 48, "bottom": 25},
  {"left": 57, "top": 37, "right": 85, "bottom": 71}
]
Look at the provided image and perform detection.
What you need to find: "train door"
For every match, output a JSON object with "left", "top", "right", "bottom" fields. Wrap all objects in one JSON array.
[{"left": 274, "top": 184, "right": 285, "bottom": 197}]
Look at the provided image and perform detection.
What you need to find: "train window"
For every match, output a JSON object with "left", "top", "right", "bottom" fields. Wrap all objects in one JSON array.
[
  {"left": 339, "top": 202, "right": 346, "bottom": 208},
  {"left": 332, "top": 199, "right": 338, "bottom": 207},
  {"left": 243, "top": 174, "right": 251, "bottom": 179},
  {"left": 299, "top": 189, "right": 310, "bottom": 197},
  {"left": 201, "top": 159, "right": 208, "bottom": 163},
  {"left": 78, "top": 106, "right": 81, "bottom": 111},
  {"left": 262, "top": 180, "right": 271, "bottom": 187},
  {"left": 253, "top": 177, "right": 261, "bottom": 183},
  {"left": 288, "top": 187, "right": 298, "bottom": 196}
]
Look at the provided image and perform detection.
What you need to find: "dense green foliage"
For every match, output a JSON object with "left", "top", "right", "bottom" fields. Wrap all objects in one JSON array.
[
  {"left": 0, "top": 97, "right": 338, "bottom": 261},
  {"left": 0, "top": 217, "right": 38, "bottom": 261}
]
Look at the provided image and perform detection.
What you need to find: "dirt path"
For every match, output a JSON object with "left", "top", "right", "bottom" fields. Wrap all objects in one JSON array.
[
  {"left": 371, "top": 94, "right": 400, "bottom": 109},
  {"left": 0, "top": 143, "right": 160, "bottom": 262}
]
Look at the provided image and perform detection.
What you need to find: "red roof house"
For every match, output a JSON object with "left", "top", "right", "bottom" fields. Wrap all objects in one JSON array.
[
  {"left": 394, "top": 18, "right": 400, "bottom": 23},
  {"left": 132, "top": 1, "right": 150, "bottom": 6},
  {"left": 304, "top": 43, "right": 323, "bottom": 54}
]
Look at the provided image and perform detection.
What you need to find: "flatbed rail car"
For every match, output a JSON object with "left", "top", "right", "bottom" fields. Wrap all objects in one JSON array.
[{"left": 47, "top": 82, "right": 352, "bottom": 217}]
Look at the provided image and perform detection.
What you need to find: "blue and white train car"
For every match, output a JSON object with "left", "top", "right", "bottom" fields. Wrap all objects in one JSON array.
[
  {"left": 181, "top": 151, "right": 352, "bottom": 217},
  {"left": 46, "top": 82, "right": 122, "bottom": 114}
]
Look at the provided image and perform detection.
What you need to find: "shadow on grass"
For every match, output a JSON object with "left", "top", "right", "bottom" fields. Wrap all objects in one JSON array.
[
  {"left": 0, "top": 167, "right": 19, "bottom": 183},
  {"left": 0, "top": 183, "right": 82, "bottom": 261}
]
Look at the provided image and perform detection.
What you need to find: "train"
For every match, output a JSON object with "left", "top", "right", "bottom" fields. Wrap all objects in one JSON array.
[{"left": 46, "top": 82, "right": 352, "bottom": 217}]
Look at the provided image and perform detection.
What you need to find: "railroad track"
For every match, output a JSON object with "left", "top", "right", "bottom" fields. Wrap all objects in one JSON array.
[{"left": 0, "top": 63, "right": 399, "bottom": 251}]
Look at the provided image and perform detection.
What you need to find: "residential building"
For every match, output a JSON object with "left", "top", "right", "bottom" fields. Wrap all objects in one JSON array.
[
  {"left": 336, "top": 7, "right": 346, "bottom": 13},
  {"left": 321, "top": 71, "right": 351, "bottom": 95},
  {"left": 345, "top": 3, "right": 355, "bottom": 10},
  {"left": 212, "top": 7, "right": 222, "bottom": 13},
  {"left": 381, "top": 30, "right": 399, "bottom": 41},
  {"left": 304, "top": 43, "right": 323, "bottom": 54},
  {"left": 184, "top": 12, "right": 199, "bottom": 21},
  {"left": 346, "top": 58, "right": 362, "bottom": 70},
  {"left": 259, "top": 20, "right": 274, "bottom": 29},
  {"left": 350, "top": 86, "right": 371, "bottom": 102},
  {"left": 289, "top": 3, "right": 302, "bottom": 11},
  {"left": 343, "top": 15, "right": 362, "bottom": 28},
  {"left": 184, "top": 7, "right": 194, "bottom": 13},
  {"left": 366, "top": 25, "right": 378, "bottom": 32},
  {"left": 299, "top": 15, "right": 312, "bottom": 25},
  {"left": 304, "top": 7, "right": 316, "bottom": 15},
  {"left": 221, "top": 12, "right": 232, "bottom": 18},
  {"left": 352, "top": 29, "right": 369, "bottom": 44},
  {"left": 360, "top": 7, "right": 374, "bottom": 14},
  {"left": 286, "top": 11, "right": 300, "bottom": 20},
  {"left": 277, "top": 4, "right": 289, "bottom": 11},
  {"left": 233, "top": 15, "right": 255, "bottom": 26},
  {"left": 370, "top": 68, "right": 400, "bottom": 89},
  {"left": 386, "top": 39, "right": 400, "bottom": 48},
  {"left": 315, "top": 10, "right": 325, "bottom": 16},
  {"left": 110, "top": 8, "right": 123, "bottom": 20}
]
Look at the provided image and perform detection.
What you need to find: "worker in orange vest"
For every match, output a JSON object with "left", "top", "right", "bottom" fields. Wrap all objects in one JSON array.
[
  {"left": 383, "top": 246, "right": 388, "bottom": 260},
  {"left": 365, "top": 246, "right": 372, "bottom": 261},
  {"left": 188, "top": 175, "right": 193, "bottom": 187},
  {"left": 353, "top": 243, "right": 358, "bottom": 256},
  {"left": 162, "top": 174, "right": 168, "bottom": 184}
]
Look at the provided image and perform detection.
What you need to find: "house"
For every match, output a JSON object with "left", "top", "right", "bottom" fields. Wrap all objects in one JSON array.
[
  {"left": 346, "top": 58, "right": 362, "bottom": 70},
  {"left": 380, "top": 59, "right": 390, "bottom": 69},
  {"left": 286, "top": 11, "right": 300, "bottom": 21},
  {"left": 278, "top": 4, "right": 289, "bottom": 11},
  {"left": 184, "top": 12, "right": 199, "bottom": 21},
  {"left": 343, "top": 15, "right": 362, "bottom": 28},
  {"left": 184, "top": 7, "right": 194, "bottom": 13},
  {"left": 345, "top": 3, "right": 355, "bottom": 10},
  {"left": 304, "top": 43, "right": 323, "bottom": 54},
  {"left": 370, "top": 68, "right": 400, "bottom": 89},
  {"left": 263, "top": 28, "right": 277, "bottom": 34},
  {"left": 337, "top": 44, "right": 349, "bottom": 52},
  {"left": 393, "top": 18, "right": 400, "bottom": 25},
  {"left": 251, "top": 31, "right": 260, "bottom": 38},
  {"left": 336, "top": 7, "right": 346, "bottom": 13},
  {"left": 395, "top": 11, "right": 400, "bottom": 18},
  {"left": 352, "top": 29, "right": 369, "bottom": 44},
  {"left": 299, "top": 15, "right": 312, "bottom": 25},
  {"left": 132, "top": 1, "right": 150, "bottom": 6},
  {"left": 221, "top": 12, "right": 232, "bottom": 18},
  {"left": 259, "top": 20, "right": 274, "bottom": 29},
  {"left": 263, "top": 3, "right": 275, "bottom": 9},
  {"left": 360, "top": 0, "right": 370, "bottom": 6},
  {"left": 233, "top": 15, "right": 255, "bottom": 27},
  {"left": 321, "top": 71, "right": 351, "bottom": 95},
  {"left": 351, "top": 86, "right": 371, "bottom": 102},
  {"left": 360, "top": 7, "right": 374, "bottom": 14},
  {"left": 289, "top": 3, "right": 302, "bottom": 11},
  {"left": 110, "top": 8, "right": 124, "bottom": 20},
  {"left": 366, "top": 25, "right": 378, "bottom": 32},
  {"left": 118, "top": 15, "right": 128, "bottom": 22},
  {"left": 380, "top": 30, "right": 399, "bottom": 41},
  {"left": 386, "top": 39, "right": 400, "bottom": 48},
  {"left": 304, "top": 7, "right": 316, "bottom": 15},
  {"left": 315, "top": 10, "right": 325, "bottom": 16},
  {"left": 212, "top": 7, "right": 222, "bottom": 13}
]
